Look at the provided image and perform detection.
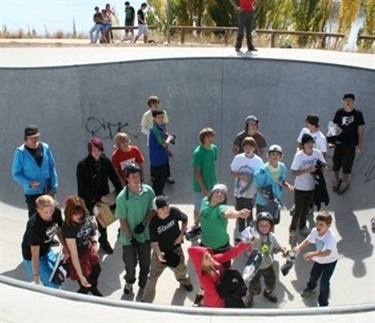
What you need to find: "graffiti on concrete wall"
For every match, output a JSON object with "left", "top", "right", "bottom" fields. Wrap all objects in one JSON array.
[{"left": 85, "top": 117, "right": 138, "bottom": 140}]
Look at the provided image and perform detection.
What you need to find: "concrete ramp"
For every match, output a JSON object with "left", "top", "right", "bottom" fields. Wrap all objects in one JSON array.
[{"left": 0, "top": 48, "right": 374, "bottom": 320}]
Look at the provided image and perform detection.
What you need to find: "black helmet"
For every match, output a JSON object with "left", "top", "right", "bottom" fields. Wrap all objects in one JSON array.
[
  {"left": 256, "top": 212, "right": 274, "bottom": 225},
  {"left": 124, "top": 163, "right": 141, "bottom": 177}
]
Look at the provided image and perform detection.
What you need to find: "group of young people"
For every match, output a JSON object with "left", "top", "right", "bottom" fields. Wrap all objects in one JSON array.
[
  {"left": 89, "top": 2, "right": 149, "bottom": 45},
  {"left": 13, "top": 92, "right": 365, "bottom": 307}
]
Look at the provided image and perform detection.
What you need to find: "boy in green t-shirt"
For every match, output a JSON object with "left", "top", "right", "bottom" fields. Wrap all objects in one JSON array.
[{"left": 192, "top": 127, "right": 218, "bottom": 225}]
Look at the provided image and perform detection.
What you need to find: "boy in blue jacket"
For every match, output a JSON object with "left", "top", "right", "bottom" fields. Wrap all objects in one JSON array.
[
  {"left": 12, "top": 125, "right": 58, "bottom": 218},
  {"left": 254, "top": 145, "right": 294, "bottom": 227}
]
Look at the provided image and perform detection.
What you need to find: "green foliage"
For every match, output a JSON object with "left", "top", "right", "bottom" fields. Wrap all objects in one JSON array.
[
  {"left": 359, "top": 0, "right": 375, "bottom": 49},
  {"left": 208, "top": 0, "right": 237, "bottom": 27}
]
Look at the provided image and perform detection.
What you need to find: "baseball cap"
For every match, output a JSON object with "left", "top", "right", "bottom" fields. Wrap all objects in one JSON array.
[
  {"left": 268, "top": 144, "right": 283, "bottom": 154},
  {"left": 24, "top": 125, "right": 40, "bottom": 138},
  {"left": 211, "top": 183, "right": 228, "bottom": 194},
  {"left": 343, "top": 93, "right": 355, "bottom": 100},
  {"left": 245, "top": 115, "right": 259, "bottom": 123},
  {"left": 153, "top": 195, "right": 169, "bottom": 210}
]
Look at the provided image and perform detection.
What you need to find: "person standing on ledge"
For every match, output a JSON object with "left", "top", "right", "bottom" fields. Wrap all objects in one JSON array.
[{"left": 229, "top": 0, "right": 259, "bottom": 52}]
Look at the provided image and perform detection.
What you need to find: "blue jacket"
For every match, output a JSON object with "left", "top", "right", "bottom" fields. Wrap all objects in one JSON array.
[
  {"left": 254, "top": 162, "right": 287, "bottom": 206},
  {"left": 12, "top": 142, "right": 58, "bottom": 195}
]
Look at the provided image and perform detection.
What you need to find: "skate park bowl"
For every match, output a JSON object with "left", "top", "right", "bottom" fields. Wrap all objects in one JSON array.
[{"left": 0, "top": 47, "right": 374, "bottom": 322}]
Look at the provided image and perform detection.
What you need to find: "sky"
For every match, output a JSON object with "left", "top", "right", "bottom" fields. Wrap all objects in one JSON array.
[{"left": 1, "top": 0, "right": 145, "bottom": 35}]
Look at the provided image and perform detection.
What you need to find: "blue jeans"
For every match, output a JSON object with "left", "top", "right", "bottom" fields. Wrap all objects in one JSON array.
[
  {"left": 306, "top": 260, "right": 337, "bottom": 306},
  {"left": 89, "top": 24, "right": 103, "bottom": 43},
  {"left": 235, "top": 11, "right": 254, "bottom": 50},
  {"left": 23, "top": 248, "right": 61, "bottom": 289}
]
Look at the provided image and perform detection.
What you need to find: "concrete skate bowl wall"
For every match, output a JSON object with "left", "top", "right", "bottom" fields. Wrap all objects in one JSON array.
[{"left": 1, "top": 57, "right": 374, "bottom": 316}]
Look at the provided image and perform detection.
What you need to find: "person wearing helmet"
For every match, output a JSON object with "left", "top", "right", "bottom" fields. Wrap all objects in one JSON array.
[
  {"left": 232, "top": 115, "right": 267, "bottom": 158},
  {"left": 254, "top": 144, "right": 294, "bottom": 229},
  {"left": 242, "top": 212, "right": 287, "bottom": 307},
  {"left": 115, "top": 162, "right": 155, "bottom": 301}
]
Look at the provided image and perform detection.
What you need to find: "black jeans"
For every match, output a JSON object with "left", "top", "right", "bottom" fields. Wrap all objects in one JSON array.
[
  {"left": 235, "top": 197, "right": 254, "bottom": 232},
  {"left": 122, "top": 242, "right": 151, "bottom": 289},
  {"left": 25, "top": 194, "right": 43, "bottom": 218},
  {"left": 151, "top": 163, "right": 169, "bottom": 196},
  {"left": 235, "top": 11, "right": 254, "bottom": 50},
  {"left": 290, "top": 189, "right": 314, "bottom": 231}
]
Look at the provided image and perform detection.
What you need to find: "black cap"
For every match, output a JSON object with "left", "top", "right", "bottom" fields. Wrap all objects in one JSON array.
[
  {"left": 305, "top": 114, "right": 319, "bottom": 127},
  {"left": 301, "top": 133, "right": 314, "bottom": 146},
  {"left": 153, "top": 195, "right": 169, "bottom": 210},
  {"left": 163, "top": 251, "right": 180, "bottom": 268},
  {"left": 124, "top": 163, "right": 141, "bottom": 177},
  {"left": 343, "top": 93, "right": 355, "bottom": 101},
  {"left": 24, "top": 125, "right": 40, "bottom": 138}
]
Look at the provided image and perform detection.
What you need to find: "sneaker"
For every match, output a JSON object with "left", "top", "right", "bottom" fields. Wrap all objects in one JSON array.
[
  {"left": 123, "top": 284, "right": 133, "bottom": 296},
  {"left": 235, "top": 48, "right": 241, "bottom": 52},
  {"left": 299, "top": 226, "right": 310, "bottom": 235},
  {"left": 77, "top": 288, "right": 89, "bottom": 294},
  {"left": 243, "top": 293, "right": 253, "bottom": 308},
  {"left": 135, "top": 288, "right": 144, "bottom": 302},
  {"left": 193, "top": 293, "right": 203, "bottom": 307},
  {"left": 100, "top": 241, "right": 114, "bottom": 254},
  {"left": 289, "top": 230, "right": 297, "bottom": 246},
  {"left": 337, "top": 182, "right": 350, "bottom": 195},
  {"left": 263, "top": 290, "right": 278, "bottom": 303},
  {"left": 332, "top": 177, "right": 342, "bottom": 193},
  {"left": 301, "top": 288, "right": 314, "bottom": 298},
  {"left": 182, "top": 283, "right": 193, "bottom": 292},
  {"left": 166, "top": 177, "right": 175, "bottom": 185},
  {"left": 248, "top": 45, "right": 258, "bottom": 51},
  {"left": 91, "top": 288, "right": 103, "bottom": 297}
]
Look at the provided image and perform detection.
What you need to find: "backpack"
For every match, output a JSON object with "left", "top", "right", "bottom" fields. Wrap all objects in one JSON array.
[{"left": 216, "top": 269, "right": 247, "bottom": 308}]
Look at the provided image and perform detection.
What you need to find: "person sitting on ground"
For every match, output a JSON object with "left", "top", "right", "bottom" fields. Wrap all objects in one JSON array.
[
  {"left": 242, "top": 212, "right": 287, "bottom": 307},
  {"left": 21, "top": 195, "right": 69, "bottom": 288},
  {"left": 62, "top": 196, "right": 102, "bottom": 296},
  {"left": 142, "top": 195, "right": 193, "bottom": 302},
  {"left": 188, "top": 238, "right": 255, "bottom": 307},
  {"left": 111, "top": 132, "right": 145, "bottom": 186},
  {"left": 230, "top": 137, "right": 264, "bottom": 242},
  {"left": 293, "top": 211, "right": 338, "bottom": 307},
  {"left": 232, "top": 115, "right": 267, "bottom": 158},
  {"left": 296, "top": 114, "right": 327, "bottom": 159}
]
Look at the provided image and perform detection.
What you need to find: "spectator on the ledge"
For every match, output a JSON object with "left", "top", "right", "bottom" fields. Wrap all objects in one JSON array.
[
  {"left": 89, "top": 7, "right": 104, "bottom": 44},
  {"left": 133, "top": 2, "right": 148, "bottom": 44},
  {"left": 124, "top": 1, "right": 136, "bottom": 41}
]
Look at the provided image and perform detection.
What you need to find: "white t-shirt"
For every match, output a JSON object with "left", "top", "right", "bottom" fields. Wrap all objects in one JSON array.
[
  {"left": 230, "top": 153, "right": 264, "bottom": 198},
  {"left": 307, "top": 228, "right": 338, "bottom": 264},
  {"left": 297, "top": 128, "right": 327, "bottom": 153},
  {"left": 291, "top": 149, "right": 326, "bottom": 191},
  {"left": 140, "top": 109, "right": 169, "bottom": 144}
]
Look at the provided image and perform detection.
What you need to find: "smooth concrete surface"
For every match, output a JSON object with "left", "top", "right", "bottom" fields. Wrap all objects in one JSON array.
[{"left": 0, "top": 47, "right": 374, "bottom": 321}]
